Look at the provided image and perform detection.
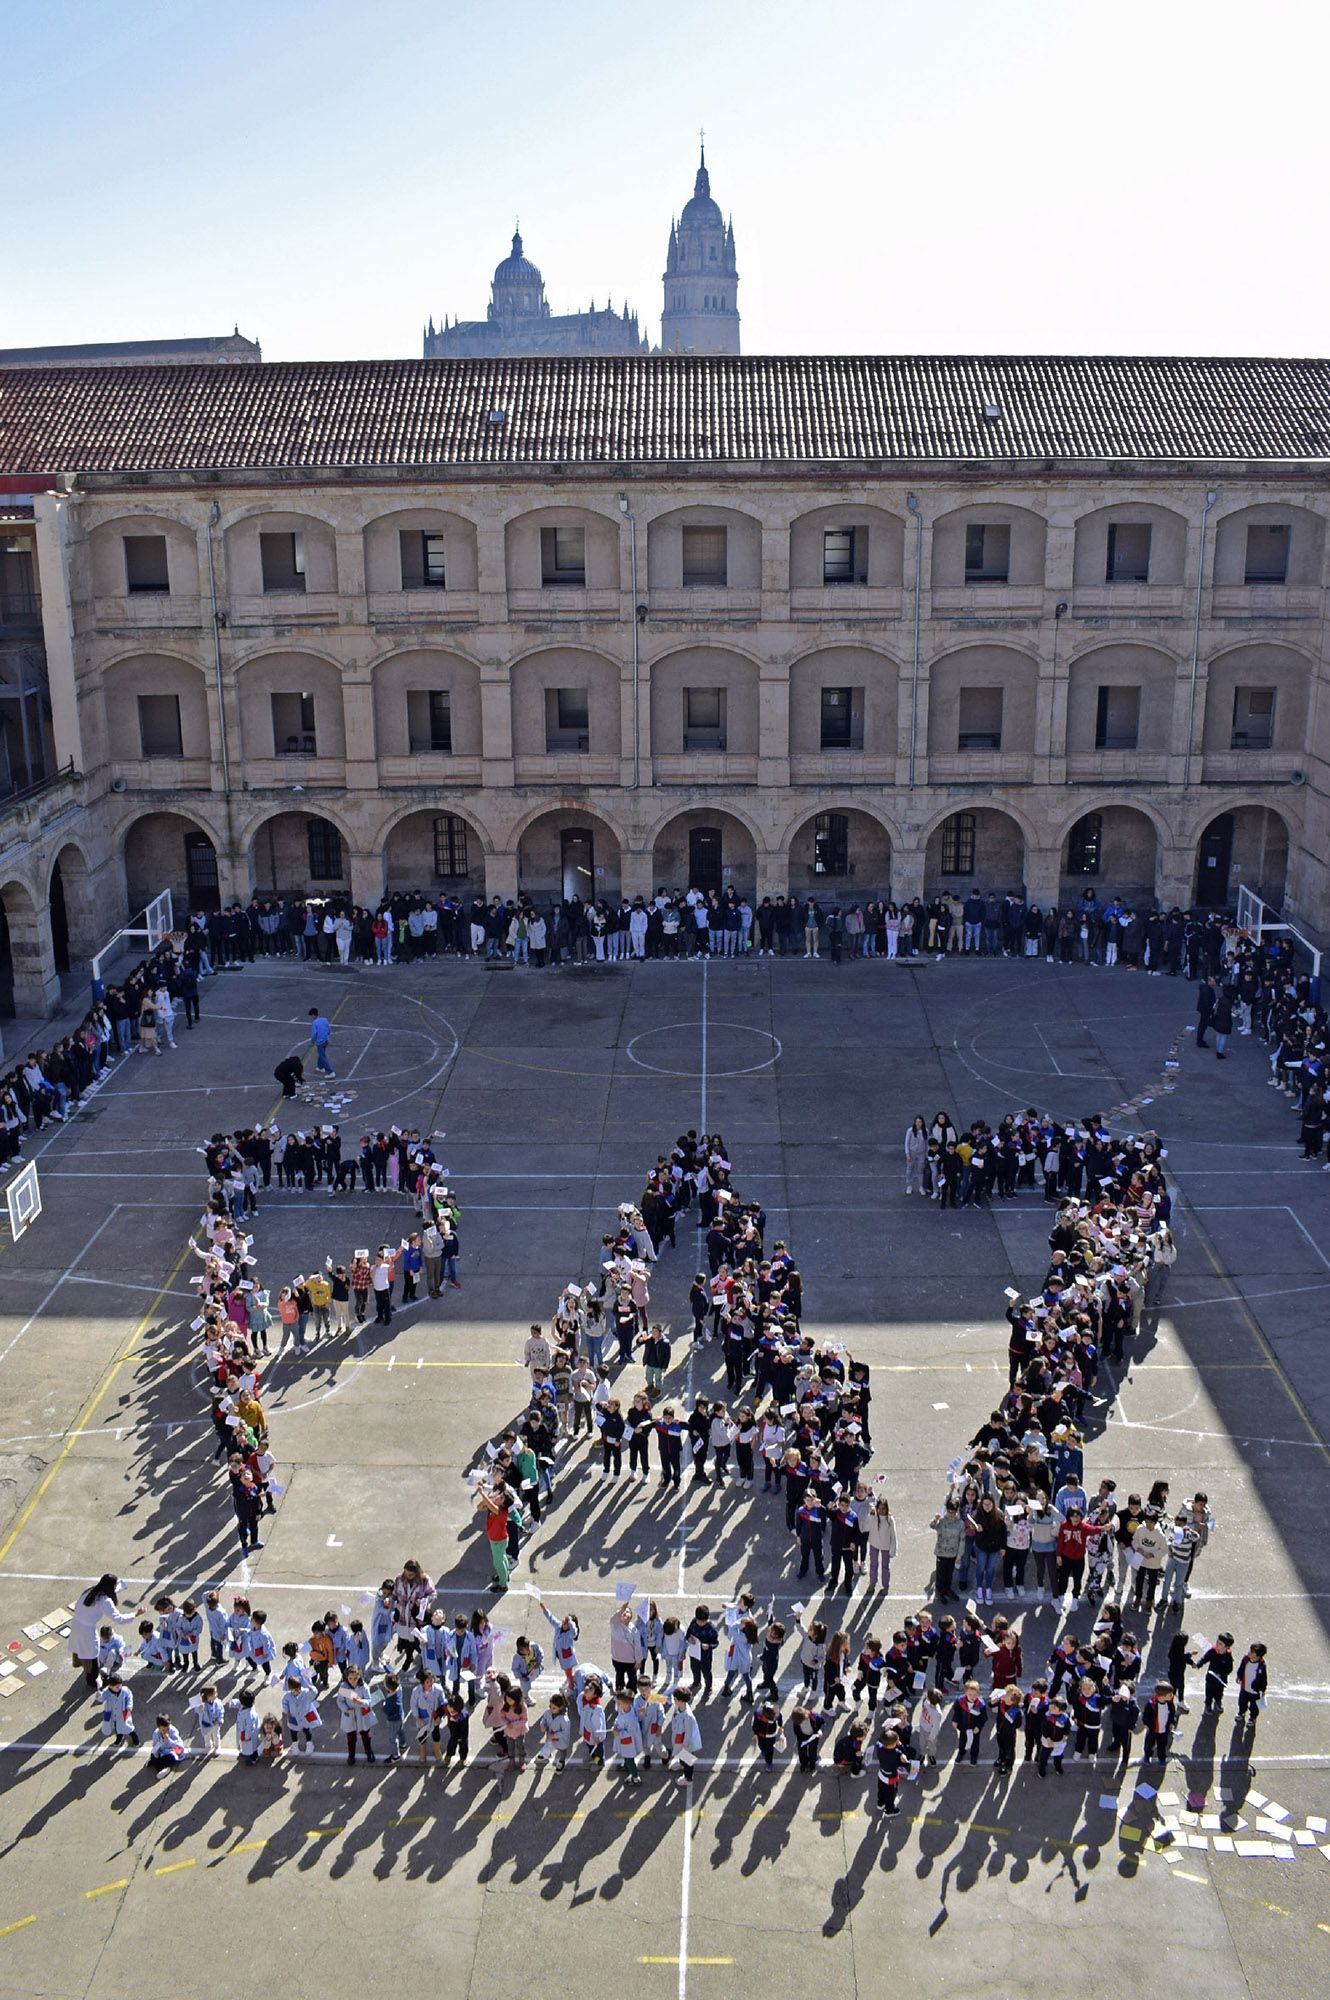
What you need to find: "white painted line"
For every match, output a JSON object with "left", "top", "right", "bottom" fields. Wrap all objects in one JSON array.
[
  {"left": 678, "top": 1796, "right": 694, "bottom": 2000},
  {"left": 0, "top": 1208, "right": 122, "bottom": 1371}
]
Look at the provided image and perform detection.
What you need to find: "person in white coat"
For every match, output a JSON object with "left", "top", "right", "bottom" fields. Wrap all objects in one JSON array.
[
  {"left": 70, "top": 1574, "right": 134, "bottom": 1690},
  {"left": 628, "top": 903, "right": 649, "bottom": 960}
]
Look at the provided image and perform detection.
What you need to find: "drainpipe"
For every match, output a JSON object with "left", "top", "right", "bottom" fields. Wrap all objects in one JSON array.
[
  {"left": 1183, "top": 487, "right": 1218, "bottom": 789},
  {"left": 906, "top": 492, "right": 923, "bottom": 788},
  {"left": 618, "top": 495, "right": 641, "bottom": 788}
]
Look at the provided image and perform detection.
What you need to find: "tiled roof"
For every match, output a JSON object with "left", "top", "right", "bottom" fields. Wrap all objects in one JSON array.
[
  {"left": 2, "top": 354, "right": 1330, "bottom": 477},
  {"left": 0, "top": 334, "right": 260, "bottom": 368}
]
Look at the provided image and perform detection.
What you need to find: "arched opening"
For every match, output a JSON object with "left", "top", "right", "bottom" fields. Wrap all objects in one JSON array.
[
  {"left": 383, "top": 808, "right": 486, "bottom": 899},
  {"left": 1194, "top": 806, "right": 1288, "bottom": 910},
  {"left": 249, "top": 812, "right": 349, "bottom": 897},
  {"left": 924, "top": 808, "right": 1026, "bottom": 898},
  {"left": 787, "top": 807, "right": 892, "bottom": 902},
  {"left": 49, "top": 862, "right": 69, "bottom": 975},
  {"left": 123, "top": 812, "right": 220, "bottom": 920},
  {"left": 1059, "top": 807, "right": 1159, "bottom": 906},
  {"left": 652, "top": 810, "right": 757, "bottom": 899},
  {"left": 517, "top": 809, "right": 622, "bottom": 902}
]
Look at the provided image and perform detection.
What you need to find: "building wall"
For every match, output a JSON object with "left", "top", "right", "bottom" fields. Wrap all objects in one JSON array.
[{"left": 6, "top": 465, "right": 1326, "bottom": 1013}]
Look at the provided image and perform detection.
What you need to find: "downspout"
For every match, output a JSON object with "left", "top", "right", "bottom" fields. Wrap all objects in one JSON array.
[
  {"left": 906, "top": 492, "right": 923, "bottom": 788},
  {"left": 619, "top": 495, "right": 640, "bottom": 788},
  {"left": 1183, "top": 487, "right": 1218, "bottom": 789}
]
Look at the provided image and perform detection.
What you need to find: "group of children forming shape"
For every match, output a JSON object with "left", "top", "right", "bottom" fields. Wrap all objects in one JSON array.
[{"left": 80, "top": 1099, "right": 1272, "bottom": 1812}]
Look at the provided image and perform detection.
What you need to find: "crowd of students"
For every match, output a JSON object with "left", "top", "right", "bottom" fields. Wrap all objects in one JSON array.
[
  {"left": 65, "top": 1039, "right": 1275, "bottom": 1804},
  {"left": 178, "top": 889, "right": 1269, "bottom": 976},
  {"left": 0, "top": 939, "right": 207, "bottom": 1170}
]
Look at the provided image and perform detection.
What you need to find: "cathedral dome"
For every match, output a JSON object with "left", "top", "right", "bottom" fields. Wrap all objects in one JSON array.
[{"left": 493, "top": 231, "right": 542, "bottom": 286}]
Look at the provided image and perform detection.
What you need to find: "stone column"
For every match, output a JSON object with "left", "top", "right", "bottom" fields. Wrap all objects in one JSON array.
[
  {"left": 620, "top": 850, "right": 655, "bottom": 903},
  {"left": 1024, "top": 846, "right": 1063, "bottom": 910},
  {"left": 342, "top": 679, "right": 378, "bottom": 790},
  {"left": 350, "top": 848, "right": 385, "bottom": 909},
  {"left": 757, "top": 661, "right": 790, "bottom": 787},
  {"left": 3, "top": 888, "right": 60, "bottom": 1017},
  {"left": 485, "top": 850, "right": 519, "bottom": 903},
  {"left": 479, "top": 664, "right": 514, "bottom": 787}
]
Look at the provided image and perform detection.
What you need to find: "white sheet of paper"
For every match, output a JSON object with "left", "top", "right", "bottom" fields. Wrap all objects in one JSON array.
[{"left": 1262, "top": 1801, "right": 1290, "bottom": 1822}]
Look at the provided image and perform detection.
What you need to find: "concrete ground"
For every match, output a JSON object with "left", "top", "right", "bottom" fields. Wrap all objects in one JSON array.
[{"left": 0, "top": 949, "right": 1327, "bottom": 1999}]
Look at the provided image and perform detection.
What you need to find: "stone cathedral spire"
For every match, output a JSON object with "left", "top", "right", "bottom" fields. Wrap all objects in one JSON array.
[{"left": 660, "top": 142, "right": 740, "bottom": 355}]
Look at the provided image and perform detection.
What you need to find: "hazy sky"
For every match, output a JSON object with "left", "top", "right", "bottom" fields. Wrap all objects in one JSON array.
[{"left": 6, "top": 0, "right": 1326, "bottom": 360}]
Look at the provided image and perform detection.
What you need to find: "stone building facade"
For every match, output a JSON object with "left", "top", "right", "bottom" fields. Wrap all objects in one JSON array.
[{"left": 0, "top": 352, "right": 1323, "bottom": 1015}]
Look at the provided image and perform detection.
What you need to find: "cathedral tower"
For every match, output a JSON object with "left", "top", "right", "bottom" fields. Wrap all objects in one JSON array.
[{"left": 660, "top": 144, "right": 740, "bottom": 355}]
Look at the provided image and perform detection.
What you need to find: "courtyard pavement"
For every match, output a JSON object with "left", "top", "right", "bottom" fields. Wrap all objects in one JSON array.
[{"left": 0, "top": 950, "right": 1327, "bottom": 1998}]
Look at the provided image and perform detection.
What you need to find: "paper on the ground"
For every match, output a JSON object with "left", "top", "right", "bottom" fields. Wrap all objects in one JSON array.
[
  {"left": 1098, "top": 1794, "right": 1119, "bottom": 1811},
  {"left": 1135, "top": 1781, "right": 1157, "bottom": 1799},
  {"left": 26, "top": 1661, "right": 47, "bottom": 1677},
  {"left": 1262, "top": 1801, "right": 1290, "bottom": 1821}
]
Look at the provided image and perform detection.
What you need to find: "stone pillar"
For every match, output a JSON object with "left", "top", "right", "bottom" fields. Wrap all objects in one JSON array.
[
  {"left": 892, "top": 841, "right": 926, "bottom": 905},
  {"left": 475, "top": 520, "right": 508, "bottom": 624},
  {"left": 342, "top": 679, "right": 378, "bottom": 790},
  {"left": 3, "top": 889, "right": 60, "bottom": 1017},
  {"left": 479, "top": 664, "right": 514, "bottom": 787},
  {"left": 350, "top": 848, "right": 385, "bottom": 909},
  {"left": 757, "top": 661, "right": 790, "bottom": 787},
  {"left": 1156, "top": 846, "right": 1194, "bottom": 910},
  {"left": 756, "top": 851, "right": 788, "bottom": 902},
  {"left": 1024, "top": 846, "right": 1062, "bottom": 910},
  {"left": 620, "top": 850, "right": 654, "bottom": 903},
  {"left": 485, "top": 850, "right": 518, "bottom": 903}
]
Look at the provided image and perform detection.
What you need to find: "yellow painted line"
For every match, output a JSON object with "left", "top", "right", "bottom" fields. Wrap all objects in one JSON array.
[
  {"left": 0, "top": 1231, "right": 197, "bottom": 1566},
  {"left": 222, "top": 1840, "right": 267, "bottom": 1857},
  {"left": 475, "top": 1812, "right": 510, "bottom": 1821},
  {"left": 1174, "top": 1870, "right": 1208, "bottom": 1885},
  {"left": 640, "top": 1959, "right": 735, "bottom": 1968},
  {"left": 1256, "top": 1901, "right": 1293, "bottom": 1917},
  {"left": 85, "top": 1878, "right": 129, "bottom": 1900},
  {"left": 547, "top": 1810, "right": 586, "bottom": 1819},
  {"left": 392, "top": 1815, "right": 430, "bottom": 1827},
  {"left": 1316, "top": 1922, "right": 1330, "bottom": 1937},
  {"left": 815, "top": 1809, "right": 861, "bottom": 1820},
  {"left": 0, "top": 1915, "right": 36, "bottom": 1941},
  {"left": 305, "top": 1826, "right": 344, "bottom": 1839},
  {"left": 153, "top": 1858, "right": 197, "bottom": 1877}
]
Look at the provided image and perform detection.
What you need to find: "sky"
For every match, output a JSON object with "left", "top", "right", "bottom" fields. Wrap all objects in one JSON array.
[{"left": 5, "top": 0, "right": 1327, "bottom": 361}]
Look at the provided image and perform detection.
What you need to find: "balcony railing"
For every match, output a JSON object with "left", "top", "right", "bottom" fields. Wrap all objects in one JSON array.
[{"left": 0, "top": 588, "right": 41, "bottom": 629}]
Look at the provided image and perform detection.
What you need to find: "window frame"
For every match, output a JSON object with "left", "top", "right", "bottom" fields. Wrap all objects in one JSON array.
[
  {"left": 1230, "top": 685, "right": 1276, "bottom": 750},
  {"left": 1243, "top": 523, "right": 1290, "bottom": 585},
  {"left": 681, "top": 524, "right": 728, "bottom": 588},
  {"left": 1094, "top": 683, "right": 1142, "bottom": 751},
  {"left": 400, "top": 529, "right": 447, "bottom": 590},
  {"left": 813, "top": 811, "right": 850, "bottom": 878},
  {"left": 259, "top": 530, "right": 306, "bottom": 594},
  {"left": 123, "top": 533, "right": 170, "bottom": 595},
  {"left": 939, "top": 812, "right": 976, "bottom": 876},
  {"left": 407, "top": 688, "right": 452, "bottom": 754},
  {"left": 271, "top": 690, "right": 318, "bottom": 756},
  {"left": 964, "top": 522, "right": 1011, "bottom": 584},
  {"left": 432, "top": 813, "right": 469, "bottom": 880},
  {"left": 136, "top": 691, "right": 183, "bottom": 758},
  {"left": 818, "top": 684, "right": 857, "bottom": 749},
  {"left": 956, "top": 685, "right": 1004, "bottom": 753},
  {"left": 306, "top": 817, "right": 344, "bottom": 881},
  {"left": 821, "top": 527, "right": 860, "bottom": 585},
  {"left": 540, "top": 524, "right": 587, "bottom": 587},
  {"left": 683, "top": 685, "right": 726, "bottom": 747},
  {"left": 1105, "top": 521, "right": 1152, "bottom": 584}
]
